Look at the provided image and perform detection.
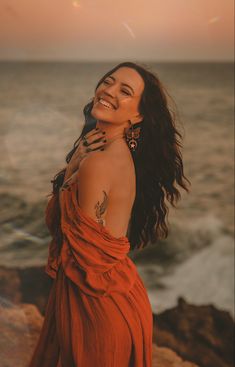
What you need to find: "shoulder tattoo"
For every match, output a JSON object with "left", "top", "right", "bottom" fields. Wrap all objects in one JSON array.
[{"left": 94, "top": 190, "right": 108, "bottom": 226}]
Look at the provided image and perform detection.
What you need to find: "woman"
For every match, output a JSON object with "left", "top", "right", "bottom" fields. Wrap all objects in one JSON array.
[{"left": 28, "top": 62, "right": 190, "bottom": 367}]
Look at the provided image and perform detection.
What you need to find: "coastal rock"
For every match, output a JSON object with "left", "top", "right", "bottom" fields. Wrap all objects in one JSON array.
[
  {"left": 0, "top": 303, "right": 43, "bottom": 367},
  {"left": 152, "top": 344, "right": 199, "bottom": 366},
  {"left": 0, "top": 265, "right": 52, "bottom": 315},
  {"left": 153, "top": 297, "right": 234, "bottom": 367},
  {"left": 0, "top": 266, "right": 22, "bottom": 304}
]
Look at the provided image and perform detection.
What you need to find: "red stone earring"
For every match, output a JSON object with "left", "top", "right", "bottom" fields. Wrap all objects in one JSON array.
[{"left": 124, "top": 120, "right": 141, "bottom": 152}]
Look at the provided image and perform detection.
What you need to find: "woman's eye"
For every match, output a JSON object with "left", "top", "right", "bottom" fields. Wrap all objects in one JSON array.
[{"left": 103, "top": 80, "right": 130, "bottom": 96}]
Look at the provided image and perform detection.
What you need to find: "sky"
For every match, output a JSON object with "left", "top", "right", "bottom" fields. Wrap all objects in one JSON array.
[{"left": 0, "top": 0, "right": 234, "bottom": 61}]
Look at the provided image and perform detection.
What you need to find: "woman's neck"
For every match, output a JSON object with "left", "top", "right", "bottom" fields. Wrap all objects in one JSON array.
[{"left": 95, "top": 121, "right": 126, "bottom": 145}]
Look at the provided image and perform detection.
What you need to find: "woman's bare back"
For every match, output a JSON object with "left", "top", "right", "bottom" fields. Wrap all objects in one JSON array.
[{"left": 100, "top": 141, "right": 136, "bottom": 238}]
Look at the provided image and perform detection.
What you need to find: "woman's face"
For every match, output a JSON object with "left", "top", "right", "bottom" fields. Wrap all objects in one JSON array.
[{"left": 91, "top": 67, "right": 144, "bottom": 126}]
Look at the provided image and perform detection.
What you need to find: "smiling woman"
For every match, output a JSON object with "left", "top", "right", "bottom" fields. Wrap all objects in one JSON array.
[{"left": 27, "top": 61, "right": 190, "bottom": 367}]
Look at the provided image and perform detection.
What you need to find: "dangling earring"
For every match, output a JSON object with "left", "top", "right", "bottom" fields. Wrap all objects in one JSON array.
[{"left": 124, "top": 120, "right": 141, "bottom": 152}]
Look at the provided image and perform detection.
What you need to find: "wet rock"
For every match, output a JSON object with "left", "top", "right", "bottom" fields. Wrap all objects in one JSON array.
[
  {"left": 153, "top": 296, "right": 234, "bottom": 367},
  {"left": 0, "top": 265, "right": 52, "bottom": 315}
]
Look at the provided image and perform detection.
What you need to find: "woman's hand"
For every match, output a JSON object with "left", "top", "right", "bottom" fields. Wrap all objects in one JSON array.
[
  {"left": 74, "top": 127, "right": 106, "bottom": 162},
  {"left": 65, "top": 128, "right": 106, "bottom": 178}
]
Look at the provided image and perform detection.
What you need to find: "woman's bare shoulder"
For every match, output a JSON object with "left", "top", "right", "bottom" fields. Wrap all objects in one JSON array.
[
  {"left": 77, "top": 143, "right": 134, "bottom": 183},
  {"left": 79, "top": 150, "right": 112, "bottom": 170},
  {"left": 77, "top": 150, "right": 117, "bottom": 182}
]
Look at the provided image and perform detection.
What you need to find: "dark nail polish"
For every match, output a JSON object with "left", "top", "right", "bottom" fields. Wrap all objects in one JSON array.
[
  {"left": 102, "top": 131, "right": 105, "bottom": 135},
  {"left": 103, "top": 139, "right": 106, "bottom": 142},
  {"left": 95, "top": 127, "right": 99, "bottom": 130},
  {"left": 101, "top": 148, "right": 104, "bottom": 151}
]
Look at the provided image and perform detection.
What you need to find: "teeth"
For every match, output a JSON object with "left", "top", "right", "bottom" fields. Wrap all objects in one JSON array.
[{"left": 99, "top": 98, "right": 114, "bottom": 109}]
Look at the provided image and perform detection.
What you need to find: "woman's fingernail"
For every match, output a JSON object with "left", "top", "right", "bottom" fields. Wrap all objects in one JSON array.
[
  {"left": 101, "top": 148, "right": 104, "bottom": 151},
  {"left": 102, "top": 131, "right": 105, "bottom": 135},
  {"left": 95, "top": 127, "right": 99, "bottom": 130}
]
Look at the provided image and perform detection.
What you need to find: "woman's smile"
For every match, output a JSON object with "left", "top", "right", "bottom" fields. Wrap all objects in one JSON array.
[{"left": 94, "top": 97, "right": 117, "bottom": 110}]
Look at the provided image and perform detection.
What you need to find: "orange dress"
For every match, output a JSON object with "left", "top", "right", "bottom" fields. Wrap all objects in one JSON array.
[{"left": 28, "top": 179, "right": 153, "bottom": 367}]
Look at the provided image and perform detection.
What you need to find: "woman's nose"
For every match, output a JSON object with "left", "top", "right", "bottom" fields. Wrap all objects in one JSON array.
[{"left": 104, "top": 84, "right": 117, "bottom": 96}]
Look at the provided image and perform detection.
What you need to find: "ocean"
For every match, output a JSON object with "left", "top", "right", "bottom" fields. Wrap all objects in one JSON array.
[{"left": 0, "top": 61, "right": 234, "bottom": 318}]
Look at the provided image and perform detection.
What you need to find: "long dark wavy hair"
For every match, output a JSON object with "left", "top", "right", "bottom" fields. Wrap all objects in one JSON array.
[{"left": 50, "top": 61, "right": 191, "bottom": 251}]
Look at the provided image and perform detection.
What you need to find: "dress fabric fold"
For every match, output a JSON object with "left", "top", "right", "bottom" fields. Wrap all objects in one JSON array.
[{"left": 27, "top": 179, "right": 153, "bottom": 367}]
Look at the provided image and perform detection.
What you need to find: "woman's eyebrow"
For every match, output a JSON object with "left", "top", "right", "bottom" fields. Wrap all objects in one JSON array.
[{"left": 106, "top": 75, "right": 135, "bottom": 94}]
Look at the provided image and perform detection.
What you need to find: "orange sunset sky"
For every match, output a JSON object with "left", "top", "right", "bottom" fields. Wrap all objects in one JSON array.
[{"left": 0, "top": 0, "right": 234, "bottom": 61}]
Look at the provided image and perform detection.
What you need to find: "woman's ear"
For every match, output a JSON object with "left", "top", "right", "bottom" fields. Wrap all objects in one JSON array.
[{"left": 133, "top": 113, "right": 144, "bottom": 124}]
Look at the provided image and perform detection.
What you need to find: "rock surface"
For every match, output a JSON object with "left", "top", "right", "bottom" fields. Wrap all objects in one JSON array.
[
  {"left": 153, "top": 297, "right": 234, "bottom": 367},
  {"left": 0, "top": 265, "right": 52, "bottom": 315},
  {"left": 152, "top": 344, "right": 199, "bottom": 366},
  {"left": 0, "top": 303, "right": 43, "bottom": 367}
]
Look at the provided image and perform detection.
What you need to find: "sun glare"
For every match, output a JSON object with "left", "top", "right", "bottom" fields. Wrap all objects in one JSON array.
[
  {"left": 208, "top": 16, "right": 220, "bottom": 24},
  {"left": 72, "top": 1, "right": 81, "bottom": 8}
]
